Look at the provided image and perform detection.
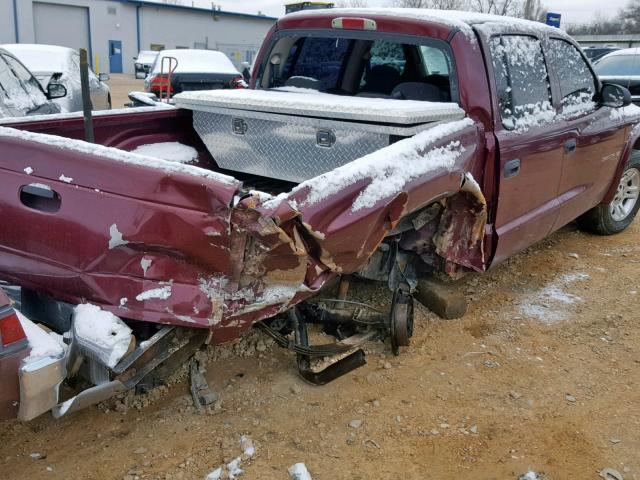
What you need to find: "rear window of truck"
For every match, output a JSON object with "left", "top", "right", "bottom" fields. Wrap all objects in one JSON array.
[{"left": 258, "top": 32, "right": 458, "bottom": 103}]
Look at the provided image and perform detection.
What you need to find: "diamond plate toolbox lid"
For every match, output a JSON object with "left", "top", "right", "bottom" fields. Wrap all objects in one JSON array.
[{"left": 176, "top": 89, "right": 466, "bottom": 183}]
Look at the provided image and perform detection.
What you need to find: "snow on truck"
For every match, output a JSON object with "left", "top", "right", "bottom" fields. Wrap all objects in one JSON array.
[{"left": 1, "top": 8, "right": 640, "bottom": 420}]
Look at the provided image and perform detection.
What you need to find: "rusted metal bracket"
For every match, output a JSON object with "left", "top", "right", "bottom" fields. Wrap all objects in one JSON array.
[{"left": 291, "top": 308, "right": 367, "bottom": 385}]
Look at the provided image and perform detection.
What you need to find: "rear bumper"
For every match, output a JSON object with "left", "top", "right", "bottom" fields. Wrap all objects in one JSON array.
[{"left": 18, "top": 355, "right": 66, "bottom": 421}]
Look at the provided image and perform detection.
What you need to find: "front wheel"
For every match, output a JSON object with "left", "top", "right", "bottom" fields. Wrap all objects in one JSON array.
[{"left": 578, "top": 152, "right": 640, "bottom": 235}]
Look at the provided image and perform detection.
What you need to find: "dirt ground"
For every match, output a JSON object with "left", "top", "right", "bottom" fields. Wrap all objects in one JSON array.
[
  {"left": 105, "top": 74, "right": 145, "bottom": 109},
  {"left": 1, "top": 216, "right": 638, "bottom": 480},
  {"left": 2, "top": 74, "right": 639, "bottom": 478}
]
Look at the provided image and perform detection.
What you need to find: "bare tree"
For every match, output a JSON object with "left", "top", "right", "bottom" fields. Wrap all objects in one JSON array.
[
  {"left": 336, "top": 0, "right": 369, "bottom": 7},
  {"left": 394, "top": 0, "right": 467, "bottom": 9},
  {"left": 471, "top": 0, "right": 519, "bottom": 16},
  {"left": 394, "top": 0, "right": 429, "bottom": 7},
  {"left": 521, "top": 0, "right": 546, "bottom": 20}
]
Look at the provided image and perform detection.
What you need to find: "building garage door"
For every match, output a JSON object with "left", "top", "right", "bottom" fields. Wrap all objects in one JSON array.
[{"left": 33, "top": 2, "right": 90, "bottom": 52}]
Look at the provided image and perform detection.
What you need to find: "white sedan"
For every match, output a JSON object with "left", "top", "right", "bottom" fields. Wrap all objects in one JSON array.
[{"left": 2, "top": 44, "right": 111, "bottom": 112}]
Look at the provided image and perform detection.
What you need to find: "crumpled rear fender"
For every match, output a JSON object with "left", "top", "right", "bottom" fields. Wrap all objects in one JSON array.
[{"left": 257, "top": 120, "right": 486, "bottom": 277}]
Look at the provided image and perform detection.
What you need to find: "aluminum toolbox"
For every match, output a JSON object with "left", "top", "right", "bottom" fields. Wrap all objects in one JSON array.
[{"left": 175, "top": 90, "right": 466, "bottom": 183}]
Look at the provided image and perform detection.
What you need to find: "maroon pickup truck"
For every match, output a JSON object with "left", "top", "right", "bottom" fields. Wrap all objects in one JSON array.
[{"left": 0, "top": 9, "right": 639, "bottom": 416}]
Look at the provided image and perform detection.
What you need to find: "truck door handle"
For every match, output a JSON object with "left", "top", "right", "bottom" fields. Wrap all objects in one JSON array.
[
  {"left": 20, "top": 184, "right": 61, "bottom": 212},
  {"left": 504, "top": 159, "right": 521, "bottom": 178},
  {"left": 565, "top": 139, "right": 577, "bottom": 154}
]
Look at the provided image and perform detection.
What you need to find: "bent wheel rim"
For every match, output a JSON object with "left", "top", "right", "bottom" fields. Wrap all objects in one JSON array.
[{"left": 610, "top": 167, "right": 640, "bottom": 222}]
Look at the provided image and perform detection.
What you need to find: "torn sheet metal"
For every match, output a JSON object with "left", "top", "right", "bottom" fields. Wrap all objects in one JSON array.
[{"left": 0, "top": 112, "right": 486, "bottom": 344}]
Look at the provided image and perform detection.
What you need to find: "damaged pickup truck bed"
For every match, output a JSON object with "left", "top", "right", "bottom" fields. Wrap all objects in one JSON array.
[{"left": 1, "top": 9, "right": 640, "bottom": 417}]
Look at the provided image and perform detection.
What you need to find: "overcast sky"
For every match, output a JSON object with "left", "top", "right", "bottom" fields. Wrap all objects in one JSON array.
[{"left": 162, "top": 0, "right": 629, "bottom": 26}]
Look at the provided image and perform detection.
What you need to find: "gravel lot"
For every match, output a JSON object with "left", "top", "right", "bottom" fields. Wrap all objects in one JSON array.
[
  {"left": 1, "top": 72, "right": 638, "bottom": 479},
  {"left": 1, "top": 217, "right": 639, "bottom": 479},
  {"left": 105, "top": 74, "right": 145, "bottom": 109}
]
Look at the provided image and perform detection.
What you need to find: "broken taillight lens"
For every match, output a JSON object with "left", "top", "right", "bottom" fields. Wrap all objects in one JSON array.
[{"left": 0, "top": 309, "right": 26, "bottom": 347}]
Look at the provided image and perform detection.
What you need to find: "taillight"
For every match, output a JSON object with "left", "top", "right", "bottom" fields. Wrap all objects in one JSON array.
[
  {"left": 331, "top": 17, "right": 377, "bottom": 30},
  {"left": 231, "top": 76, "right": 248, "bottom": 89},
  {"left": 150, "top": 75, "right": 172, "bottom": 94},
  {"left": 0, "top": 309, "right": 26, "bottom": 347}
]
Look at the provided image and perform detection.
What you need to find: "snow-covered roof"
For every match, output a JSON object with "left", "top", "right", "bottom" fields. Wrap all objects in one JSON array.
[
  {"left": 600, "top": 47, "right": 640, "bottom": 58},
  {"left": 175, "top": 88, "right": 465, "bottom": 125},
  {"left": 136, "top": 50, "right": 159, "bottom": 63},
  {"left": 2, "top": 44, "right": 74, "bottom": 74},
  {"left": 151, "top": 49, "right": 239, "bottom": 75},
  {"left": 286, "top": 8, "right": 572, "bottom": 42}
]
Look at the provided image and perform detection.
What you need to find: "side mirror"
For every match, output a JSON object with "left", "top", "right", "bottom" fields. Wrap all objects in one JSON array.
[
  {"left": 47, "top": 83, "right": 67, "bottom": 99},
  {"left": 600, "top": 83, "right": 632, "bottom": 108},
  {"left": 98, "top": 73, "right": 110, "bottom": 82}
]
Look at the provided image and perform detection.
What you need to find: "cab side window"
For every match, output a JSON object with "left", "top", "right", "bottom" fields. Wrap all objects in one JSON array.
[
  {"left": 489, "top": 35, "right": 554, "bottom": 131},
  {"left": 547, "top": 39, "right": 597, "bottom": 115}
]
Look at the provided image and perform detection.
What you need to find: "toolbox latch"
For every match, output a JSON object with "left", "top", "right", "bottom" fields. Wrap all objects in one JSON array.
[
  {"left": 316, "top": 129, "right": 336, "bottom": 148},
  {"left": 232, "top": 118, "right": 247, "bottom": 135}
]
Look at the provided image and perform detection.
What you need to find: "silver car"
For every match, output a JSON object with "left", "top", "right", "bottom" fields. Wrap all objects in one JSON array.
[
  {"left": 0, "top": 47, "right": 63, "bottom": 118},
  {"left": 2, "top": 44, "right": 111, "bottom": 112}
]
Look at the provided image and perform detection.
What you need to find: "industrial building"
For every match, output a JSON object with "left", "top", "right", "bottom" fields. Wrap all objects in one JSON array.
[{"left": 0, "top": 0, "right": 277, "bottom": 74}]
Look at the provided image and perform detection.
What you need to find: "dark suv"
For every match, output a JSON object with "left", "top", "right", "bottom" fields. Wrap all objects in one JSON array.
[{"left": 0, "top": 47, "right": 66, "bottom": 118}]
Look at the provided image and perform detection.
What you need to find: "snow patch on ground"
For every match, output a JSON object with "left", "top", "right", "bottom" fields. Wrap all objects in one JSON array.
[
  {"left": 136, "top": 286, "right": 172, "bottom": 301},
  {"left": 16, "top": 310, "right": 65, "bottom": 362},
  {"left": 289, "top": 118, "right": 473, "bottom": 211},
  {"left": 131, "top": 142, "right": 198, "bottom": 164},
  {"left": 288, "top": 463, "right": 313, "bottom": 480},
  {"left": 205, "top": 435, "right": 255, "bottom": 480},
  {"left": 518, "top": 272, "right": 589, "bottom": 323},
  {"left": 73, "top": 304, "right": 132, "bottom": 368}
]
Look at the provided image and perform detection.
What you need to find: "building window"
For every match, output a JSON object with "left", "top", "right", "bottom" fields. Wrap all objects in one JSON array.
[
  {"left": 150, "top": 44, "right": 165, "bottom": 52},
  {"left": 107, "top": 6, "right": 116, "bottom": 15}
]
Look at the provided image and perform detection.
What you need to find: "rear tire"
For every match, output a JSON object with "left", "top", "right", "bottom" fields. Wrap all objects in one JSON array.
[{"left": 578, "top": 151, "right": 640, "bottom": 235}]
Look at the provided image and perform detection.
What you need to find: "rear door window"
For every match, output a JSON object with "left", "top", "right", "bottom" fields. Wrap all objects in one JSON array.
[
  {"left": 489, "top": 35, "right": 554, "bottom": 131},
  {"left": 547, "top": 39, "right": 597, "bottom": 116}
]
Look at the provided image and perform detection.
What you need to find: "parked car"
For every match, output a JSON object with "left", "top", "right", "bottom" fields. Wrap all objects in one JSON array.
[
  {"left": 595, "top": 47, "right": 640, "bottom": 105},
  {"left": 0, "top": 47, "right": 64, "bottom": 118},
  {"left": 134, "top": 50, "right": 159, "bottom": 79},
  {"left": 144, "top": 49, "right": 244, "bottom": 97},
  {"left": 583, "top": 45, "right": 621, "bottom": 63},
  {"left": 0, "top": 288, "right": 66, "bottom": 421},
  {"left": 3, "top": 44, "right": 111, "bottom": 112},
  {"left": 0, "top": 9, "right": 639, "bottom": 417}
]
